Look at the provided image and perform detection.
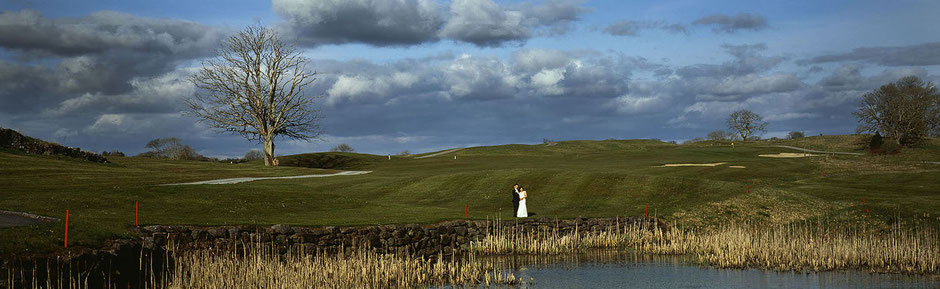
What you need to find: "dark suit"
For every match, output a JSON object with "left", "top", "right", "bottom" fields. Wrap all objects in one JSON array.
[{"left": 512, "top": 188, "right": 520, "bottom": 216}]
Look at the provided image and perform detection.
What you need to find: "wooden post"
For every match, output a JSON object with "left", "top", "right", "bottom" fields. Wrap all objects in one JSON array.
[{"left": 135, "top": 201, "right": 139, "bottom": 227}]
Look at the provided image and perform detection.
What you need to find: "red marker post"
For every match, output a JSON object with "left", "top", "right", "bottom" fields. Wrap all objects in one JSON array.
[
  {"left": 135, "top": 201, "right": 139, "bottom": 227},
  {"left": 64, "top": 210, "right": 69, "bottom": 248},
  {"left": 464, "top": 204, "right": 468, "bottom": 219}
]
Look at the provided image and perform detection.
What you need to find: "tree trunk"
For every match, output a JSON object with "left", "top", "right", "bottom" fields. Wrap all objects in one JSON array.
[{"left": 263, "top": 136, "right": 276, "bottom": 166}]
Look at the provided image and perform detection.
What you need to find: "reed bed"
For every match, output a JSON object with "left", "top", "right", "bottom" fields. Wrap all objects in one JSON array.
[
  {"left": 470, "top": 221, "right": 940, "bottom": 274},
  {"left": 160, "top": 243, "right": 518, "bottom": 289}
]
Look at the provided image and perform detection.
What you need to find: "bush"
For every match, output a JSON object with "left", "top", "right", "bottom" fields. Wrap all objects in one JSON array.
[
  {"left": 330, "top": 143, "right": 355, "bottom": 153},
  {"left": 398, "top": 150, "right": 411, "bottom": 156},
  {"left": 882, "top": 139, "right": 903, "bottom": 154},
  {"left": 787, "top": 131, "right": 805, "bottom": 139},
  {"left": 542, "top": 138, "right": 553, "bottom": 144}
]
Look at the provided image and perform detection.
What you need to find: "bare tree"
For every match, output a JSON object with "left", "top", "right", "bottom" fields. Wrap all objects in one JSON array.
[
  {"left": 727, "top": 109, "right": 768, "bottom": 141},
  {"left": 243, "top": 149, "right": 264, "bottom": 161},
  {"left": 188, "top": 25, "right": 321, "bottom": 166},
  {"left": 853, "top": 76, "right": 939, "bottom": 145},
  {"left": 329, "top": 143, "right": 355, "bottom": 153}
]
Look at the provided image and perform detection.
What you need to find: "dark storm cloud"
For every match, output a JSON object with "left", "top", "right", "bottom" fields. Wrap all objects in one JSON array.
[
  {"left": 272, "top": 0, "right": 445, "bottom": 46},
  {"left": 0, "top": 10, "right": 225, "bottom": 114},
  {"left": 0, "top": 10, "right": 223, "bottom": 57},
  {"left": 803, "top": 42, "right": 940, "bottom": 66},
  {"left": 273, "top": 0, "right": 590, "bottom": 48},
  {"left": 692, "top": 13, "right": 768, "bottom": 33}
]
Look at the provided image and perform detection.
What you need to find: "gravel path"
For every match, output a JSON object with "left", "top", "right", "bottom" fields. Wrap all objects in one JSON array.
[
  {"left": 0, "top": 210, "right": 58, "bottom": 228},
  {"left": 414, "top": 148, "right": 464, "bottom": 159},
  {"left": 162, "top": 171, "right": 372, "bottom": 185},
  {"left": 766, "top": 145, "right": 863, "bottom": 156}
]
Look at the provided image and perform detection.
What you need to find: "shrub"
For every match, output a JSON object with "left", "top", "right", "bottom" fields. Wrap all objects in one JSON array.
[
  {"left": 787, "top": 131, "right": 805, "bottom": 139},
  {"left": 398, "top": 150, "right": 411, "bottom": 156}
]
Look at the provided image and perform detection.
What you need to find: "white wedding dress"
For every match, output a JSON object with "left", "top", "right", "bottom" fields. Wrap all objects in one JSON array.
[{"left": 517, "top": 190, "right": 528, "bottom": 218}]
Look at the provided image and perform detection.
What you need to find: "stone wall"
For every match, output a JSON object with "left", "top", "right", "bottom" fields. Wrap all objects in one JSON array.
[{"left": 137, "top": 217, "right": 663, "bottom": 258}]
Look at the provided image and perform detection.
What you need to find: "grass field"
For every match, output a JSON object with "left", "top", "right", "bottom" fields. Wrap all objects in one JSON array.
[{"left": 1, "top": 135, "right": 938, "bottom": 255}]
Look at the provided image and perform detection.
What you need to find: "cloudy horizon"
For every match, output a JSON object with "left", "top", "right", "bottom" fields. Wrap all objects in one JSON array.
[{"left": 1, "top": 0, "right": 939, "bottom": 158}]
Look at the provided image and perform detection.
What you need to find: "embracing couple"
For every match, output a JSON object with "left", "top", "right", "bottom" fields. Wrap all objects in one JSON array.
[{"left": 511, "top": 184, "right": 529, "bottom": 218}]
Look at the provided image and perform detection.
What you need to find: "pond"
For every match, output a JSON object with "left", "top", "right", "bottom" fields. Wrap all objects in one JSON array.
[{"left": 488, "top": 252, "right": 940, "bottom": 289}]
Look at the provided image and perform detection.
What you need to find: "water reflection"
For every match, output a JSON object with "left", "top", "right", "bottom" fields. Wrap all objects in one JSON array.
[{"left": 474, "top": 251, "right": 940, "bottom": 289}]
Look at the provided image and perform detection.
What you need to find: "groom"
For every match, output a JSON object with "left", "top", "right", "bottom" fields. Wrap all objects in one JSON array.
[{"left": 511, "top": 184, "right": 520, "bottom": 216}]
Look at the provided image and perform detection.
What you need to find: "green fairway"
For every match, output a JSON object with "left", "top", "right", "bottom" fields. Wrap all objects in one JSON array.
[{"left": 1, "top": 135, "right": 938, "bottom": 254}]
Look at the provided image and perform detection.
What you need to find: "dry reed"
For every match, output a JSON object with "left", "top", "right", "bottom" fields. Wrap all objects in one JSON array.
[
  {"left": 470, "top": 220, "right": 940, "bottom": 274},
  {"left": 159, "top": 242, "right": 518, "bottom": 289}
]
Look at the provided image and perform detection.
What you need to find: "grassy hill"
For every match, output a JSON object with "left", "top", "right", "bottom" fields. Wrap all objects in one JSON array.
[{"left": 1, "top": 136, "right": 938, "bottom": 255}]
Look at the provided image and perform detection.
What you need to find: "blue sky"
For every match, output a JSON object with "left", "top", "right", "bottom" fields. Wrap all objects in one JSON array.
[{"left": 1, "top": 0, "right": 938, "bottom": 158}]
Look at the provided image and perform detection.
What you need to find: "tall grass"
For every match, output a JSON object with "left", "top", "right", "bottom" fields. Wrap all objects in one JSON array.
[
  {"left": 161, "top": 243, "right": 519, "bottom": 289},
  {"left": 471, "top": 221, "right": 940, "bottom": 274}
]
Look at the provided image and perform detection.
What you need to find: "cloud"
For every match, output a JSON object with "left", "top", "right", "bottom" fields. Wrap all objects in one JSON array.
[
  {"left": 764, "top": 112, "right": 818, "bottom": 122},
  {"left": 692, "top": 13, "right": 768, "bottom": 33},
  {"left": 0, "top": 10, "right": 224, "bottom": 57},
  {"left": 273, "top": 0, "right": 588, "bottom": 47},
  {"left": 803, "top": 42, "right": 940, "bottom": 66},
  {"left": 272, "top": 0, "right": 444, "bottom": 46},
  {"left": 602, "top": 20, "right": 686, "bottom": 36},
  {"left": 440, "top": 0, "right": 588, "bottom": 47},
  {"left": 0, "top": 10, "right": 224, "bottom": 116}
]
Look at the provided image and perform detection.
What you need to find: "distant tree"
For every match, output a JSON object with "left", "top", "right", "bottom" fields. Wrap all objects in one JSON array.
[
  {"left": 853, "top": 76, "right": 940, "bottom": 145},
  {"left": 707, "top": 130, "right": 734, "bottom": 141},
  {"left": 727, "top": 110, "right": 768, "bottom": 141},
  {"left": 101, "top": 150, "right": 125, "bottom": 157},
  {"left": 398, "top": 150, "right": 411, "bottom": 156},
  {"left": 542, "top": 138, "right": 553, "bottom": 144},
  {"left": 787, "top": 131, "right": 805, "bottom": 139},
  {"left": 243, "top": 149, "right": 264, "bottom": 161},
  {"left": 330, "top": 143, "right": 355, "bottom": 153},
  {"left": 142, "top": 137, "right": 203, "bottom": 160},
  {"left": 682, "top": 137, "right": 705, "bottom": 144},
  {"left": 187, "top": 24, "right": 322, "bottom": 167}
]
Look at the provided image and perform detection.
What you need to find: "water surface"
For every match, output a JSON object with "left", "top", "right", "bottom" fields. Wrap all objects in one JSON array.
[{"left": 491, "top": 252, "right": 940, "bottom": 289}]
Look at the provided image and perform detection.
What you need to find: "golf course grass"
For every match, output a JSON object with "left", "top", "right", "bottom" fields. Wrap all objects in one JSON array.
[{"left": 1, "top": 135, "right": 938, "bottom": 255}]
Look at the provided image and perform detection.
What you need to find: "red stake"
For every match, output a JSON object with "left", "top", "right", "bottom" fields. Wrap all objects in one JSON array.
[
  {"left": 862, "top": 198, "right": 865, "bottom": 205},
  {"left": 135, "top": 201, "right": 139, "bottom": 227},
  {"left": 746, "top": 184, "right": 749, "bottom": 194},
  {"left": 465, "top": 204, "right": 468, "bottom": 219},
  {"left": 64, "top": 210, "right": 69, "bottom": 248}
]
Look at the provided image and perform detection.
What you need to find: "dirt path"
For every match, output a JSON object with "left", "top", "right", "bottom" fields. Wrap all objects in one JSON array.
[
  {"left": 414, "top": 148, "right": 463, "bottom": 159},
  {"left": 0, "top": 210, "right": 58, "bottom": 228},
  {"left": 766, "top": 145, "right": 863, "bottom": 156},
  {"left": 162, "top": 171, "right": 372, "bottom": 185}
]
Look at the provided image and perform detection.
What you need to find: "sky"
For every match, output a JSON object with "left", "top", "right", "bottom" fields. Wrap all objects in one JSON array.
[{"left": 1, "top": 0, "right": 939, "bottom": 158}]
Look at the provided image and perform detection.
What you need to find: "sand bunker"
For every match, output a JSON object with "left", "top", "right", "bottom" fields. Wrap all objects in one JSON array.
[
  {"left": 659, "top": 162, "right": 726, "bottom": 167},
  {"left": 728, "top": 166, "right": 746, "bottom": 169},
  {"left": 759, "top": 153, "right": 822, "bottom": 158}
]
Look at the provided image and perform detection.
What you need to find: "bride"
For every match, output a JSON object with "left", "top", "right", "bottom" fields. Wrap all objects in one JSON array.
[{"left": 517, "top": 186, "right": 528, "bottom": 218}]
